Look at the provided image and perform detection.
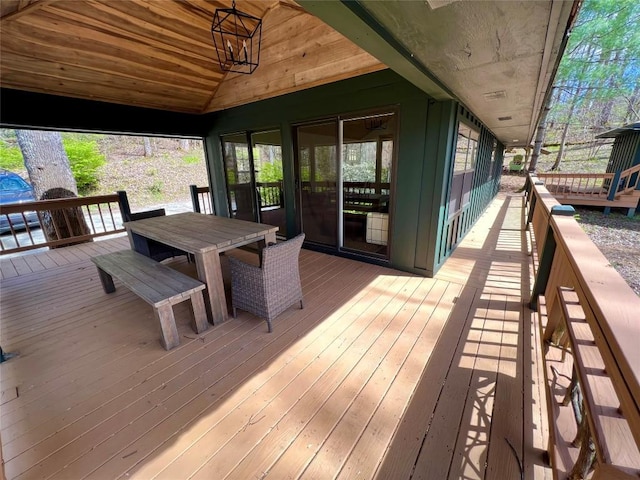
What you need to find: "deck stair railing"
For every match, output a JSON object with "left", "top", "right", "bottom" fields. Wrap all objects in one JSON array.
[
  {"left": 0, "top": 194, "right": 124, "bottom": 255},
  {"left": 525, "top": 174, "right": 640, "bottom": 479},
  {"left": 613, "top": 163, "right": 640, "bottom": 197},
  {"left": 536, "top": 164, "right": 640, "bottom": 215}
]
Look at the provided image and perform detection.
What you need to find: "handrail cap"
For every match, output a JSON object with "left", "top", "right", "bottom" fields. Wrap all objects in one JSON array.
[{"left": 551, "top": 205, "right": 576, "bottom": 216}]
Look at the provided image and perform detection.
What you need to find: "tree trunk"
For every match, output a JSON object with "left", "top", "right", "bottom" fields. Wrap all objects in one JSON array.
[
  {"left": 551, "top": 85, "right": 581, "bottom": 171},
  {"left": 528, "top": 91, "right": 553, "bottom": 173},
  {"left": 552, "top": 121, "right": 570, "bottom": 171},
  {"left": 596, "top": 50, "right": 620, "bottom": 130},
  {"left": 523, "top": 146, "right": 531, "bottom": 172},
  {"left": 16, "top": 130, "right": 77, "bottom": 200},
  {"left": 15, "top": 129, "right": 91, "bottom": 246},
  {"left": 625, "top": 81, "right": 640, "bottom": 124},
  {"left": 143, "top": 137, "right": 154, "bottom": 156}
]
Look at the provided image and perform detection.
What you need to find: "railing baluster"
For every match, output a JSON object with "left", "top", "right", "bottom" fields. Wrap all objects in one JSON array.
[{"left": 1, "top": 194, "right": 126, "bottom": 255}]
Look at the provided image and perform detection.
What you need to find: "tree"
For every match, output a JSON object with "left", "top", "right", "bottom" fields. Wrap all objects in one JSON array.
[
  {"left": 16, "top": 130, "right": 77, "bottom": 199},
  {"left": 143, "top": 137, "right": 154, "bottom": 156},
  {"left": 15, "top": 129, "right": 91, "bottom": 245},
  {"left": 546, "top": 0, "right": 640, "bottom": 169},
  {"left": 528, "top": 91, "right": 552, "bottom": 173}
]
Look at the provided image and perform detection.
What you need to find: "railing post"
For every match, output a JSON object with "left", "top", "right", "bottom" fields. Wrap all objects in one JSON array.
[
  {"left": 117, "top": 190, "right": 132, "bottom": 221},
  {"left": 607, "top": 170, "right": 622, "bottom": 201},
  {"left": 526, "top": 177, "right": 545, "bottom": 227},
  {"left": 189, "top": 185, "right": 201, "bottom": 213},
  {"left": 530, "top": 205, "right": 575, "bottom": 310}
]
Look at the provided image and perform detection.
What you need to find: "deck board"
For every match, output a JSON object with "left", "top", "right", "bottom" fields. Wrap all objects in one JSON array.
[{"left": 0, "top": 193, "right": 551, "bottom": 479}]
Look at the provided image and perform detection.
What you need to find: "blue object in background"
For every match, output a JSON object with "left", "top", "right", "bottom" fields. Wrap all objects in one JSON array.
[{"left": 0, "top": 169, "right": 40, "bottom": 234}]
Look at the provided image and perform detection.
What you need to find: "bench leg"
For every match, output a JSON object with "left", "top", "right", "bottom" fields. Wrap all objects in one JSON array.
[
  {"left": 154, "top": 304, "right": 180, "bottom": 350},
  {"left": 97, "top": 268, "right": 116, "bottom": 294},
  {"left": 190, "top": 291, "right": 208, "bottom": 334}
]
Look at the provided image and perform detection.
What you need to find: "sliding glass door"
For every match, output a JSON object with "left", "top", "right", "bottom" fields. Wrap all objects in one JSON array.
[
  {"left": 251, "top": 130, "right": 286, "bottom": 236},
  {"left": 222, "top": 133, "right": 255, "bottom": 222},
  {"left": 294, "top": 122, "right": 338, "bottom": 247},
  {"left": 294, "top": 112, "right": 396, "bottom": 259},
  {"left": 221, "top": 130, "right": 287, "bottom": 236},
  {"left": 341, "top": 113, "right": 395, "bottom": 257}
]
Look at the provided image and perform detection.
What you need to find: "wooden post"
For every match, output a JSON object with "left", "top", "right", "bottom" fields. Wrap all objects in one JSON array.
[
  {"left": 607, "top": 170, "right": 622, "bottom": 201},
  {"left": 189, "top": 185, "right": 201, "bottom": 213},
  {"left": 117, "top": 190, "right": 132, "bottom": 220},
  {"left": 530, "top": 205, "right": 575, "bottom": 310}
]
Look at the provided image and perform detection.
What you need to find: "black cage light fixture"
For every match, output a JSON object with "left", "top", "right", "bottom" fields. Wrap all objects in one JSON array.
[{"left": 211, "top": 1, "right": 262, "bottom": 75}]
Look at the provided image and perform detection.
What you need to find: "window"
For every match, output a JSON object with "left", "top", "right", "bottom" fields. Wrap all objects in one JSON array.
[
  {"left": 454, "top": 123, "right": 479, "bottom": 172},
  {"left": 449, "top": 121, "right": 480, "bottom": 217}
]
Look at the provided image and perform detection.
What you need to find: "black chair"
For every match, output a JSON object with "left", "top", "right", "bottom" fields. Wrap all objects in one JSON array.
[{"left": 117, "top": 191, "right": 189, "bottom": 263}]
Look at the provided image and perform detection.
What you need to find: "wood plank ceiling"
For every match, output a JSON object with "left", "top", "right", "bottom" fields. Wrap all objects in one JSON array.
[{"left": 0, "top": 0, "right": 386, "bottom": 114}]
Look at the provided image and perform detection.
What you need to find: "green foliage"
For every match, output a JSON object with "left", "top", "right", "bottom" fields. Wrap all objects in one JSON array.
[
  {"left": 182, "top": 154, "right": 201, "bottom": 165},
  {"left": 148, "top": 180, "right": 163, "bottom": 196},
  {"left": 62, "top": 134, "right": 106, "bottom": 193},
  {"left": 256, "top": 160, "right": 283, "bottom": 183},
  {"left": 0, "top": 139, "right": 24, "bottom": 171},
  {"left": 548, "top": 0, "right": 640, "bottom": 145}
]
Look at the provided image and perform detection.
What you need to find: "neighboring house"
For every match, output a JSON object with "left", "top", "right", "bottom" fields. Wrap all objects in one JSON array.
[
  {"left": 599, "top": 122, "right": 640, "bottom": 174},
  {"left": 0, "top": 0, "right": 580, "bottom": 276}
]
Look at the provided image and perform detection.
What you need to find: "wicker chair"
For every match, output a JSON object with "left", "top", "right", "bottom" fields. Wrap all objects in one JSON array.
[{"left": 229, "top": 233, "right": 305, "bottom": 332}]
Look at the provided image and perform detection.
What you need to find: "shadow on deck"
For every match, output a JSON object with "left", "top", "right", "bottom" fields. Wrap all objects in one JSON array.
[{"left": 0, "top": 193, "right": 549, "bottom": 479}]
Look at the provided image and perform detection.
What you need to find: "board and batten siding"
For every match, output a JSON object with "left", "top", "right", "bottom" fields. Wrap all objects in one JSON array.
[
  {"left": 433, "top": 106, "right": 503, "bottom": 272},
  {"left": 606, "top": 131, "right": 640, "bottom": 174}
]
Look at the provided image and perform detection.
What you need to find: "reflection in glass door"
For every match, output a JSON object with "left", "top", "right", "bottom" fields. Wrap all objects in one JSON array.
[
  {"left": 342, "top": 114, "right": 395, "bottom": 257},
  {"left": 251, "top": 130, "right": 286, "bottom": 236},
  {"left": 222, "top": 133, "right": 255, "bottom": 222},
  {"left": 295, "top": 122, "right": 338, "bottom": 246},
  {"left": 294, "top": 114, "right": 395, "bottom": 258},
  {"left": 221, "top": 130, "right": 287, "bottom": 236}
]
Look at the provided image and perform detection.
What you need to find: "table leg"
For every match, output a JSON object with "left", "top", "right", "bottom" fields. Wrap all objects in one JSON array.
[{"left": 195, "top": 250, "right": 228, "bottom": 325}]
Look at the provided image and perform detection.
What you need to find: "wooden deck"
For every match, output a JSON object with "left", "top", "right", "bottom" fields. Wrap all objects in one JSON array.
[{"left": 0, "top": 193, "right": 550, "bottom": 480}]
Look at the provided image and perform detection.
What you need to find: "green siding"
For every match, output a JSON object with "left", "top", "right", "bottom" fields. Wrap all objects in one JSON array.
[
  {"left": 432, "top": 105, "right": 503, "bottom": 272},
  {"left": 420, "top": 100, "right": 457, "bottom": 275},
  {"left": 606, "top": 131, "right": 640, "bottom": 173},
  {"left": 201, "top": 70, "right": 501, "bottom": 276}
]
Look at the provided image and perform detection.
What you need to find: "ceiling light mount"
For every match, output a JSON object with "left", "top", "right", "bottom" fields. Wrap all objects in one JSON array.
[{"left": 211, "top": 1, "right": 262, "bottom": 74}]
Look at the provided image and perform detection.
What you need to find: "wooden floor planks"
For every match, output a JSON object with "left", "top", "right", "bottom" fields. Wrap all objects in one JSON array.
[{"left": 0, "top": 193, "right": 551, "bottom": 480}]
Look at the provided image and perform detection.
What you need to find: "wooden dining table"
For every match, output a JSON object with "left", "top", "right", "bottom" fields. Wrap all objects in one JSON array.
[{"left": 124, "top": 212, "right": 278, "bottom": 326}]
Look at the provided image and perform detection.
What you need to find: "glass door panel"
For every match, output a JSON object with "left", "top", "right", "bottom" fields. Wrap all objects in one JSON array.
[
  {"left": 251, "top": 130, "right": 286, "bottom": 236},
  {"left": 221, "top": 133, "right": 256, "bottom": 222},
  {"left": 341, "top": 113, "right": 395, "bottom": 257},
  {"left": 295, "top": 122, "right": 338, "bottom": 246}
]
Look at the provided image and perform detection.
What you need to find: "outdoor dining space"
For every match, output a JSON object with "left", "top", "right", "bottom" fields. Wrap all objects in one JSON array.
[{"left": 0, "top": 191, "right": 553, "bottom": 479}]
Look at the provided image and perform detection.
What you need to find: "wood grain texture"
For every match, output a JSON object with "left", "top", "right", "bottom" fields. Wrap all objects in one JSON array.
[
  {"left": 208, "top": 3, "right": 386, "bottom": 112},
  {"left": 0, "top": 193, "right": 550, "bottom": 479},
  {"left": 0, "top": 0, "right": 385, "bottom": 113}
]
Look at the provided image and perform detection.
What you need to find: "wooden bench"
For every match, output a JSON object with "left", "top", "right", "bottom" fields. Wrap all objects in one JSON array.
[{"left": 91, "top": 250, "right": 208, "bottom": 350}]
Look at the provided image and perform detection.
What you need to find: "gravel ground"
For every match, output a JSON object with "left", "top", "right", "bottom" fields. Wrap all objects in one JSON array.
[{"left": 500, "top": 172, "right": 640, "bottom": 296}]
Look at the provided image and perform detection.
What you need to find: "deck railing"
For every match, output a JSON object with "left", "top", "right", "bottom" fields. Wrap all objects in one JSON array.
[
  {"left": 535, "top": 171, "right": 613, "bottom": 199},
  {"left": 536, "top": 164, "right": 640, "bottom": 209},
  {"left": 0, "top": 194, "right": 124, "bottom": 255},
  {"left": 614, "top": 164, "right": 640, "bottom": 196},
  {"left": 525, "top": 174, "right": 640, "bottom": 479}
]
